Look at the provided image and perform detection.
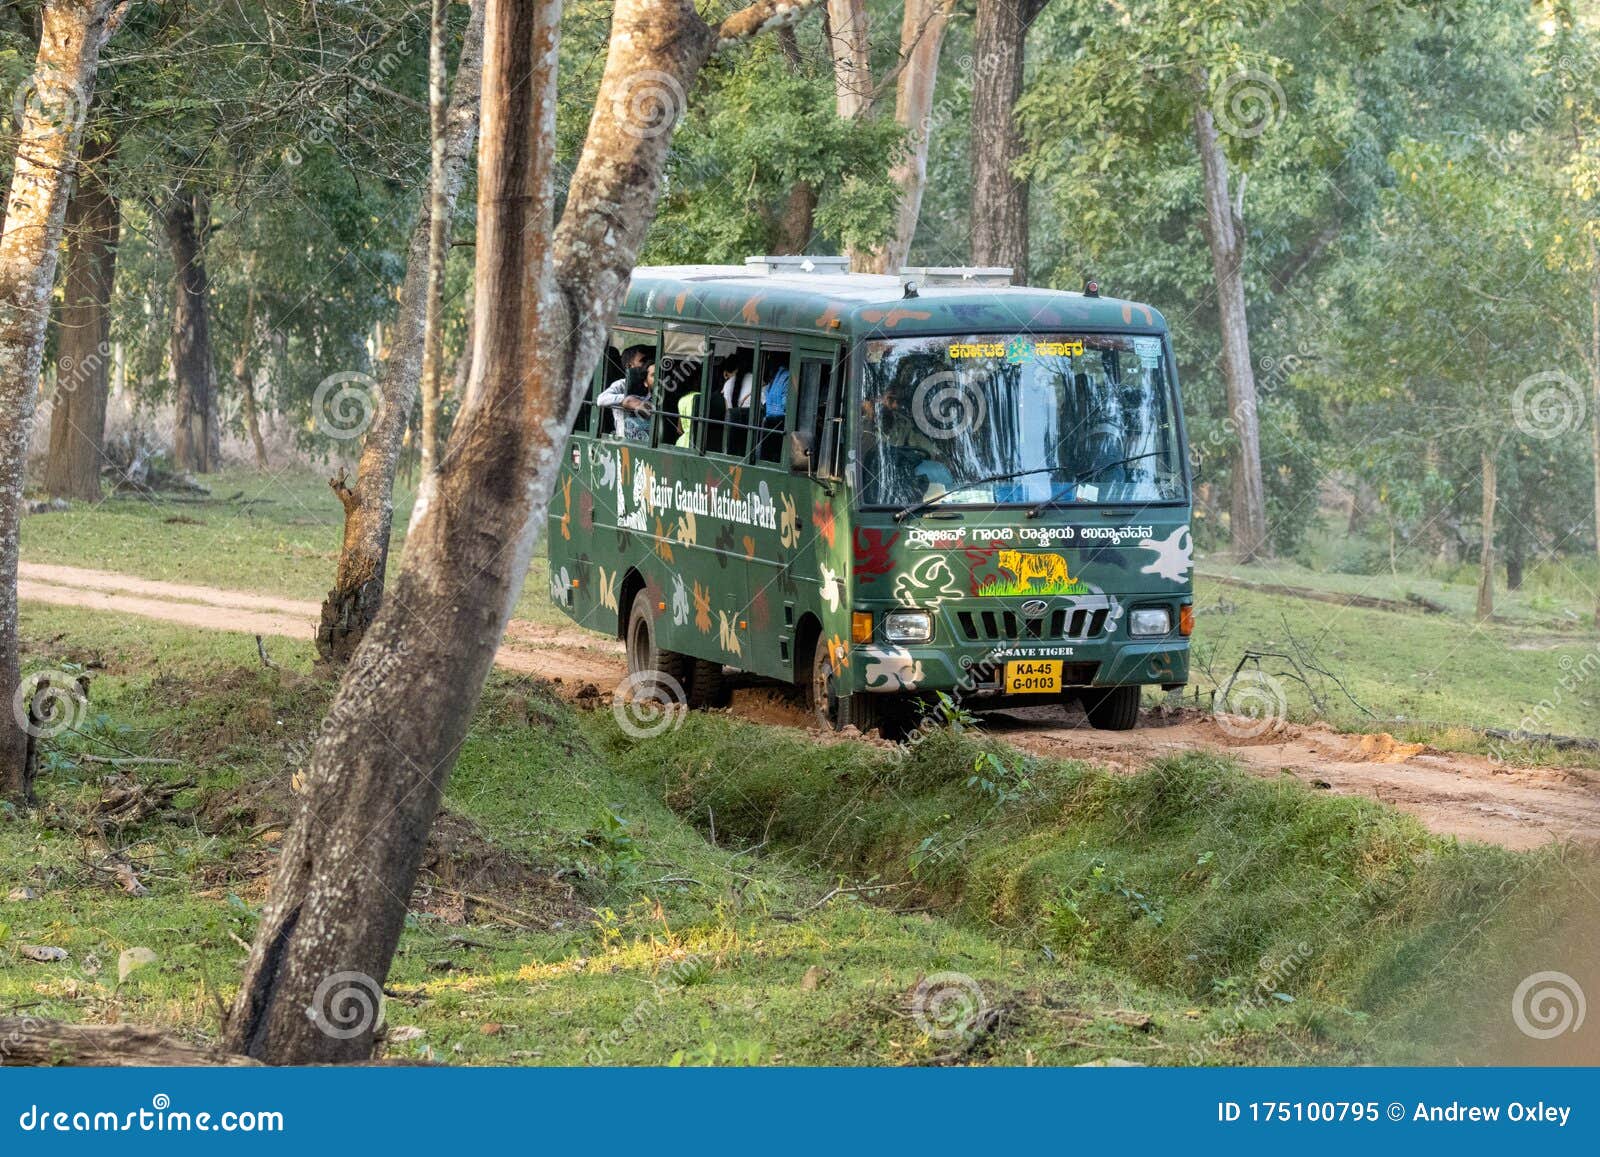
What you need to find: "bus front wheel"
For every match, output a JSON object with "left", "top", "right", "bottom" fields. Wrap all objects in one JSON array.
[
  {"left": 626, "top": 591, "right": 693, "bottom": 705},
  {"left": 807, "top": 635, "right": 881, "bottom": 734},
  {"left": 1082, "top": 684, "right": 1141, "bottom": 731}
]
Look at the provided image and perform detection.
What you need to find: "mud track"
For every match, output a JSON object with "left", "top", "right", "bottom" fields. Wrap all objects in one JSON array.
[{"left": 20, "top": 561, "right": 1600, "bottom": 851}]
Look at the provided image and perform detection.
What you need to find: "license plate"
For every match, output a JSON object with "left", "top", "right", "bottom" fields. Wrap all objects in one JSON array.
[{"left": 1004, "top": 660, "right": 1062, "bottom": 694}]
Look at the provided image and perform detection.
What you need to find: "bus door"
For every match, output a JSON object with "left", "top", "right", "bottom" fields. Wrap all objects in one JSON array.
[{"left": 750, "top": 337, "right": 845, "bottom": 678}]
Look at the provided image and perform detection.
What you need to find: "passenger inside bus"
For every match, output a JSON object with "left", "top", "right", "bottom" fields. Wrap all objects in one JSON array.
[
  {"left": 596, "top": 344, "right": 654, "bottom": 440},
  {"left": 655, "top": 355, "right": 702, "bottom": 446},
  {"left": 675, "top": 382, "right": 728, "bottom": 452},
  {"left": 756, "top": 350, "right": 791, "bottom": 462},
  {"left": 715, "top": 352, "right": 753, "bottom": 457}
]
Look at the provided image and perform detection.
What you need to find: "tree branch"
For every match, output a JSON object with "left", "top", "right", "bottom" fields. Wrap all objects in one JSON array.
[{"left": 716, "top": 0, "right": 826, "bottom": 50}]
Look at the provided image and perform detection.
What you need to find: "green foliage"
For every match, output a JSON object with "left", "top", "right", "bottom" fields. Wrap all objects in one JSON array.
[{"left": 647, "top": 42, "right": 905, "bottom": 262}]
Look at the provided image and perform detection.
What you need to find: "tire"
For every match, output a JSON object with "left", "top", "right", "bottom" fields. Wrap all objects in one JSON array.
[
  {"left": 807, "top": 635, "right": 885, "bottom": 735},
  {"left": 625, "top": 591, "right": 692, "bottom": 705},
  {"left": 1083, "top": 684, "right": 1141, "bottom": 731},
  {"left": 687, "top": 657, "right": 730, "bottom": 709}
]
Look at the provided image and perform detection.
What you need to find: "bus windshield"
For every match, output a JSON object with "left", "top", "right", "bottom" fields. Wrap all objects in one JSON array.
[{"left": 858, "top": 332, "right": 1186, "bottom": 511}]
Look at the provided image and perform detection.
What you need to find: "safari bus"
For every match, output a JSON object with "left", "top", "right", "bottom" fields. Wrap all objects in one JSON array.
[{"left": 546, "top": 256, "right": 1193, "bottom": 733}]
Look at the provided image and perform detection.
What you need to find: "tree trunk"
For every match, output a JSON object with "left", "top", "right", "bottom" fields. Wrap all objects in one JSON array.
[
  {"left": 0, "top": 0, "right": 123, "bottom": 803},
  {"left": 773, "top": 25, "right": 814, "bottom": 253},
  {"left": 1591, "top": 263, "right": 1600, "bottom": 630},
  {"left": 853, "top": 0, "right": 952, "bottom": 274},
  {"left": 44, "top": 132, "right": 118, "bottom": 502},
  {"left": 165, "top": 188, "right": 219, "bottom": 474},
  {"left": 1476, "top": 449, "right": 1497, "bottom": 622},
  {"left": 418, "top": 0, "right": 450, "bottom": 477},
  {"left": 314, "top": 0, "right": 485, "bottom": 665},
  {"left": 226, "top": 0, "right": 823, "bottom": 1066},
  {"left": 1192, "top": 90, "right": 1267, "bottom": 563},
  {"left": 233, "top": 278, "right": 268, "bottom": 468},
  {"left": 969, "top": 0, "right": 1045, "bottom": 281},
  {"left": 825, "top": 0, "right": 870, "bottom": 119}
]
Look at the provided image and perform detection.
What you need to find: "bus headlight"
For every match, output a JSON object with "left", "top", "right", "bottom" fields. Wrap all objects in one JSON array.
[
  {"left": 1130, "top": 608, "right": 1171, "bottom": 637},
  {"left": 882, "top": 610, "right": 933, "bottom": 644}
]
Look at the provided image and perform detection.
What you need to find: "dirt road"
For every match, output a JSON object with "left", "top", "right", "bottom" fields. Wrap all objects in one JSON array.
[{"left": 19, "top": 561, "right": 1600, "bottom": 850}]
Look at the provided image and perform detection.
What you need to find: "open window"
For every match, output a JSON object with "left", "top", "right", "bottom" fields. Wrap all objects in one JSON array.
[
  {"left": 704, "top": 336, "right": 757, "bottom": 458},
  {"left": 655, "top": 326, "right": 707, "bottom": 448},
  {"left": 789, "top": 354, "right": 839, "bottom": 476},
  {"left": 753, "top": 342, "right": 791, "bottom": 464},
  {"left": 597, "top": 327, "right": 657, "bottom": 441}
]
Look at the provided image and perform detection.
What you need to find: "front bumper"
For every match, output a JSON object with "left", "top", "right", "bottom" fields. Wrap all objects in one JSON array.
[{"left": 845, "top": 637, "right": 1189, "bottom": 697}]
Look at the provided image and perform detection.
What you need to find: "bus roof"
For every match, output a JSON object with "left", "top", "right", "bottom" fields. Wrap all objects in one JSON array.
[{"left": 624, "top": 264, "right": 1168, "bottom": 342}]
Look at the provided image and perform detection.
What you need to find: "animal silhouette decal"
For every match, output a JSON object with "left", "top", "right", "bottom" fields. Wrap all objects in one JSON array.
[
  {"left": 1138, "top": 525, "right": 1193, "bottom": 584},
  {"left": 974, "top": 551, "right": 1087, "bottom": 597}
]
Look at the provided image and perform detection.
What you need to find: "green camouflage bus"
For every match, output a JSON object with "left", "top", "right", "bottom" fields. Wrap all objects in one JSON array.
[{"left": 547, "top": 256, "right": 1193, "bottom": 733}]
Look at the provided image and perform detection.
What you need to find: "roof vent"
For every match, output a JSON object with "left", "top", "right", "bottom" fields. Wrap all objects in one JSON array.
[
  {"left": 899, "top": 266, "right": 1014, "bottom": 288},
  {"left": 743, "top": 255, "right": 851, "bottom": 276}
]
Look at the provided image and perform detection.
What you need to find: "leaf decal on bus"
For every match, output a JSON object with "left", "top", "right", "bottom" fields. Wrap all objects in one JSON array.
[
  {"left": 559, "top": 475, "right": 572, "bottom": 541},
  {"left": 812, "top": 499, "right": 835, "bottom": 547},
  {"left": 718, "top": 611, "right": 743, "bottom": 657},
  {"left": 675, "top": 509, "right": 697, "bottom": 547},
  {"left": 779, "top": 493, "right": 799, "bottom": 549},
  {"left": 596, "top": 567, "right": 619, "bottom": 613},
  {"left": 671, "top": 575, "right": 690, "bottom": 627},
  {"left": 820, "top": 565, "right": 842, "bottom": 613},
  {"left": 693, "top": 582, "right": 712, "bottom": 634}
]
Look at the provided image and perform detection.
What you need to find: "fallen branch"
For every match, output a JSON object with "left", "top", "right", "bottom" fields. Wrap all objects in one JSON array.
[
  {"left": 1199, "top": 571, "right": 1447, "bottom": 615},
  {"left": 0, "top": 1018, "right": 259, "bottom": 1067},
  {"left": 79, "top": 755, "right": 180, "bottom": 767}
]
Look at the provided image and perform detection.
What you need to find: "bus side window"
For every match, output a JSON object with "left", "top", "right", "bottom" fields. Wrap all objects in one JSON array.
[
  {"left": 792, "top": 359, "right": 831, "bottom": 474},
  {"left": 599, "top": 329, "right": 657, "bottom": 441},
  {"left": 755, "top": 345, "right": 791, "bottom": 464},
  {"left": 706, "top": 342, "right": 755, "bottom": 457}
]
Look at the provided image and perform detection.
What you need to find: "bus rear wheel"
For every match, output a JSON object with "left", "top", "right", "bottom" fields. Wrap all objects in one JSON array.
[
  {"left": 625, "top": 591, "right": 692, "bottom": 705},
  {"left": 1082, "top": 684, "right": 1141, "bottom": 731},
  {"left": 807, "top": 635, "right": 882, "bottom": 734}
]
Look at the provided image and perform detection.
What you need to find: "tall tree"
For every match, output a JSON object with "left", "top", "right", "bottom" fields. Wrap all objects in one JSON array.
[
  {"left": 43, "top": 130, "right": 119, "bottom": 501},
  {"left": 1192, "top": 77, "right": 1266, "bottom": 560},
  {"left": 1019, "top": 1, "right": 1282, "bottom": 561},
  {"left": 227, "top": 0, "right": 826, "bottom": 1065},
  {"left": 0, "top": 0, "right": 125, "bottom": 803},
  {"left": 831, "top": 0, "right": 953, "bottom": 273},
  {"left": 969, "top": 0, "right": 1049, "bottom": 280},
  {"left": 165, "top": 186, "right": 220, "bottom": 474},
  {"left": 315, "top": 0, "right": 485, "bottom": 664}
]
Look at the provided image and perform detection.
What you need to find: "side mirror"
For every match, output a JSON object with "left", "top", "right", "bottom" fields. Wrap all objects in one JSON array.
[{"left": 788, "top": 430, "right": 815, "bottom": 473}]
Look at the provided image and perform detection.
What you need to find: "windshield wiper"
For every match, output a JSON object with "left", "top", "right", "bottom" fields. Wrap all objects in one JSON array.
[
  {"left": 893, "top": 467, "right": 1057, "bottom": 522},
  {"left": 1023, "top": 452, "right": 1168, "bottom": 519}
]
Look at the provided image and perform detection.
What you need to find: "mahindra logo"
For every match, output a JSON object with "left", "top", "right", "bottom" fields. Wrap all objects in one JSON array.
[{"left": 1020, "top": 599, "right": 1048, "bottom": 618}]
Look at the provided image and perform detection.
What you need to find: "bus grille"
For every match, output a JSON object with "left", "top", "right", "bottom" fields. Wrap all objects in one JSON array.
[{"left": 955, "top": 604, "right": 1111, "bottom": 644}]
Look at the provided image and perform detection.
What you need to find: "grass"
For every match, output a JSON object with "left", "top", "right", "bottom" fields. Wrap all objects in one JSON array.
[{"left": 5, "top": 605, "right": 1593, "bottom": 1066}]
